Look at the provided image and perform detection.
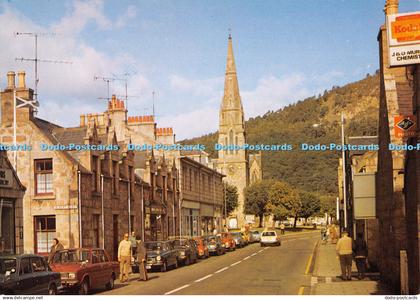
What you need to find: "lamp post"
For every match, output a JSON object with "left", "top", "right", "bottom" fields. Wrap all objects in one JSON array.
[{"left": 341, "top": 113, "right": 348, "bottom": 230}]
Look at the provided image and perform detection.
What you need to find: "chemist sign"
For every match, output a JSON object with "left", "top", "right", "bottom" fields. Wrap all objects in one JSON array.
[{"left": 387, "top": 11, "right": 420, "bottom": 66}]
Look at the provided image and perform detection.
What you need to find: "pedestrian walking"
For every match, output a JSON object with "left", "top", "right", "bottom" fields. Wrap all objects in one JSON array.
[
  {"left": 48, "top": 238, "right": 64, "bottom": 263},
  {"left": 223, "top": 225, "right": 229, "bottom": 233},
  {"left": 353, "top": 233, "right": 368, "bottom": 280},
  {"left": 321, "top": 228, "right": 328, "bottom": 244},
  {"left": 118, "top": 233, "right": 132, "bottom": 283},
  {"left": 280, "top": 223, "right": 285, "bottom": 235},
  {"left": 336, "top": 231, "right": 353, "bottom": 280},
  {"left": 129, "top": 231, "right": 137, "bottom": 256},
  {"left": 136, "top": 238, "right": 148, "bottom": 281}
]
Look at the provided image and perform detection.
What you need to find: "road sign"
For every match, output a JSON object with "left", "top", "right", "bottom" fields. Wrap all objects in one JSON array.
[{"left": 394, "top": 115, "right": 417, "bottom": 138}]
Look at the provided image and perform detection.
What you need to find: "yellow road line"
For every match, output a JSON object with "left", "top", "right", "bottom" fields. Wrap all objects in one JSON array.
[
  {"left": 305, "top": 241, "right": 318, "bottom": 275},
  {"left": 298, "top": 286, "right": 305, "bottom": 295}
]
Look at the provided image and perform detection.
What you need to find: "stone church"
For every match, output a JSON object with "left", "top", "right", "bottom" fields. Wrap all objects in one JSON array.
[{"left": 213, "top": 35, "right": 262, "bottom": 228}]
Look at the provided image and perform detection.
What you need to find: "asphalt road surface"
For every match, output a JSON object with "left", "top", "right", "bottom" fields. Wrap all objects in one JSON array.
[{"left": 98, "top": 231, "right": 319, "bottom": 295}]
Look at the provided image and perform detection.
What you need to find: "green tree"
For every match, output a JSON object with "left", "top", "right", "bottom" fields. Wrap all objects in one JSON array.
[
  {"left": 224, "top": 183, "right": 239, "bottom": 216},
  {"left": 244, "top": 180, "right": 274, "bottom": 227},
  {"left": 268, "top": 181, "right": 301, "bottom": 228},
  {"left": 298, "top": 191, "right": 321, "bottom": 222}
]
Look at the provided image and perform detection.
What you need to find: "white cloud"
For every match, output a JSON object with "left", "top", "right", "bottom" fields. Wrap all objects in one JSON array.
[
  {"left": 169, "top": 74, "right": 223, "bottom": 98},
  {"left": 242, "top": 74, "right": 309, "bottom": 119},
  {"left": 0, "top": 1, "right": 151, "bottom": 128},
  {"left": 161, "top": 106, "right": 219, "bottom": 141},
  {"left": 115, "top": 5, "right": 137, "bottom": 28}
]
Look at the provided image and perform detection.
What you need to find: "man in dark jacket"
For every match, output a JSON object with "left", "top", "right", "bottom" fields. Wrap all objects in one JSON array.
[
  {"left": 136, "top": 238, "right": 148, "bottom": 281},
  {"left": 353, "top": 233, "right": 368, "bottom": 280}
]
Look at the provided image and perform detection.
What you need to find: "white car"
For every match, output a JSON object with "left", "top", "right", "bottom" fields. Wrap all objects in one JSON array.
[{"left": 260, "top": 230, "right": 281, "bottom": 246}]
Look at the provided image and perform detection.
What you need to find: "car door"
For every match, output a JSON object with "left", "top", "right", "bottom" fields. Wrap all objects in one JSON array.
[
  {"left": 167, "top": 242, "right": 177, "bottom": 266},
  {"left": 30, "top": 256, "right": 50, "bottom": 294},
  {"left": 90, "top": 250, "right": 103, "bottom": 289},
  {"left": 98, "top": 250, "right": 111, "bottom": 285},
  {"left": 16, "top": 258, "right": 34, "bottom": 295}
]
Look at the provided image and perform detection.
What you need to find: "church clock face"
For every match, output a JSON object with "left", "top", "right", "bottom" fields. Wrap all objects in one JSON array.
[{"left": 228, "top": 164, "right": 236, "bottom": 175}]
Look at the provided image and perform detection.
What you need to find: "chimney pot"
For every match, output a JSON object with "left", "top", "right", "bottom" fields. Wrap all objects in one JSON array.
[
  {"left": 7, "top": 71, "right": 16, "bottom": 89},
  {"left": 17, "top": 71, "right": 26, "bottom": 89}
]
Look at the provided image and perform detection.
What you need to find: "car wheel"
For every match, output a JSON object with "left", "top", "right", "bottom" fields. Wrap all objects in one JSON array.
[
  {"left": 260, "top": 243, "right": 264, "bottom": 247},
  {"left": 185, "top": 256, "right": 190, "bottom": 266},
  {"left": 106, "top": 274, "right": 115, "bottom": 290},
  {"left": 161, "top": 261, "right": 168, "bottom": 272},
  {"left": 174, "top": 259, "right": 179, "bottom": 269},
  {"left": 79, "top": 279, "right": 90, "bottom": 295},
  {"left": 48, "top": 283, "right": 57, "bottom": 295}
]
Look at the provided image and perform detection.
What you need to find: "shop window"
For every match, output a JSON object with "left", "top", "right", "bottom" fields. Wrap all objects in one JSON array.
[
  {"left": 34, "top": 159, "right": 53, "bottom": 195},
  {"left": 34, "top": 216, "right": 56, "bottom": 254}
]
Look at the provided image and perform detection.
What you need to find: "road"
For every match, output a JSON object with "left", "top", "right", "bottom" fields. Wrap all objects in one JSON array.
[{"left": 99, "top": 231, "right": 319, "bottom": 295}]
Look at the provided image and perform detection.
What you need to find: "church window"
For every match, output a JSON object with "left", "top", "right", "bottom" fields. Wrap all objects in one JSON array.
[{"left": 229, "top": 130, "right": 234, "bottom": 154}]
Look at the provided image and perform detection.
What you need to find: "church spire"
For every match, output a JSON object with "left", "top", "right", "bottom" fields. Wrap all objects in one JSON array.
[{"left": 221, "top": 34, "right": 243, "bottom": 112}]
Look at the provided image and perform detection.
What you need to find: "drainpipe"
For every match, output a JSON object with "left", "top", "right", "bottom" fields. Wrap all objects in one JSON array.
[
  {"left": 78, "top": 170, "right": 82, "bottom": 248},
  {"left": 101, "top": 174, "right": 105, "bottom": 249},
  {"left": 141, "top": 183, "right": 144, "bottom": 241},
  {"left": 128, "top": 179, "right": 131, "bottom": 234}
]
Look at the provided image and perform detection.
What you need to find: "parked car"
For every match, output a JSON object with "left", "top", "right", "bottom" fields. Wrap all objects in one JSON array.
[
  {"left": 206, "top": 235, "right": 226, "bottom": 256},
  {"left": 260, "top": 230, "right": 281, "bottom": 247},
  {"left": 250, "top": 230, "right": 261, "bottom": 242},
  {"left": 0, "top": 254, "right": 61, "bottom": 295},
  {"left": 230, "top": 232, "right": 246, "bottom": 248},
  {"left": 144, "top": 241, "right": 178, "bottom": 272},
  {"left": 170, "top": 237, "right": 198, "bottom": 266},
  {"left": 50, "top": 248, "right": 118, "bottom": 295},
  {"left": 220, "top": 233, "right": 236, "bottom": 251},
  {"left": 193, "top": 236, "right": 209, "bottom": 259}
]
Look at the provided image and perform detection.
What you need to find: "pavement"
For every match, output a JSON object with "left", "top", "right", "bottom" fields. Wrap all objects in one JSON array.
[
  {"left": 310, "top": 240, "right": 391, "bottom": 295},
  {"left": 98, "top": 231, "right": 320, "bottom": 295}
]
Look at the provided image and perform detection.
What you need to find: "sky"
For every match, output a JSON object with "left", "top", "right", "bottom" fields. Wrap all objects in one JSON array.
[{"left": 0, "top": 0, "right": 419, "bottom": 140}]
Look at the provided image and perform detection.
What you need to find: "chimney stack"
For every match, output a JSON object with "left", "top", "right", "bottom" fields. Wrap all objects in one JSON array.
[
  {"left": 7, "top": 71, "right": 15, "bottom": 89},
  {"left": 385, "top": 0, "right": 398, "bottom": 16},
  {"left": 17, "top": 71, "right": 26, "bottom": 89},
  {"left": 80, "top": 114, "right": 86, "bottom": 127}
]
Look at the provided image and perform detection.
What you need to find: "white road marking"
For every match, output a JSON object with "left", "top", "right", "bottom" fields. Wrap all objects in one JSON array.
[
  {"left": 215, "top": 267, "right": 229, "bottom": 274},
  {"left": 231, "top": 260, "right": 242, "bottom": 266},
  {"left": 243, "top": 256, "right": 251, "bottom": 260},
  {"left": 258, "top": 249, "right": 263, "bottom": 253},
  {"left": 194, "top": 274, "right": 213, "bottom": 283},
  {"left": 265, "top": 247, "right": 269, "bottom": 249},
  {"left": 250, "top": 253, "right": 257, "bottom": 256},
  {"left": 164, "top": 284, "right": 190, "bottom": 295}
]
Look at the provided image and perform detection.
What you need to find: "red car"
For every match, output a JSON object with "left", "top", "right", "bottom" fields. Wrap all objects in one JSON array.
[
  {"left": 49, "top": 248, "right": 119, "bottom": 295},
  {"left": 220, "top": 232, "right": 236, "bottom": 251},
  {"left": 193, "top": 236, "right": 210, "bottom": 258}
]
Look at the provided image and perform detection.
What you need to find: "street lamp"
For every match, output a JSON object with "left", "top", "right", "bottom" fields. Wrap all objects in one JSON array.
[{"left": 341, "top": 113, "right": 348, "bottom": 230}]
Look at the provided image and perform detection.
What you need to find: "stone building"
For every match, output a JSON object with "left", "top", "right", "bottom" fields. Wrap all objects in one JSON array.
[
  {"left": 0, "top": 150, "right": 25, "bottom": 254},
  {"left": 376, "top": 0, "right": 419, "bottom": 293},
  {"left": 0, "top": 71, "right": 149, "bottom": 259},
  {"left": 213, "top": 35, "right": 263, "bottom": 228},
  {"left": 80, "top": 95, "right": 224, "bottom": 238},
  {"left": 339, "top": 136, "right": 379, "bottom": 269}
]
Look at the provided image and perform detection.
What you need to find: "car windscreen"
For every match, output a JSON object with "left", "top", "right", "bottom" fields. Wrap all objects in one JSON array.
[
  {"left": 173, "top": 240, "right": 188, "bottom": 247},
  {"left": 52, "top": 250, "right": 90, "bottom": 263},
  {"left": 0, "top": 258, "right": 16, "bottom": 275},
  {"left": 145, "top": 242, "right": 166, "bottom": 251},
  {"left": 262, "top": 232, "right": 276, "bottom": 236}
]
